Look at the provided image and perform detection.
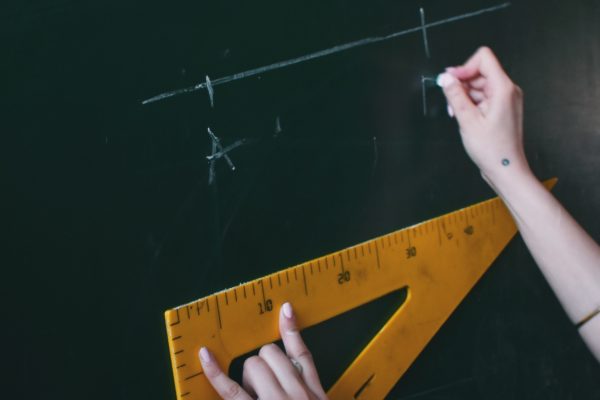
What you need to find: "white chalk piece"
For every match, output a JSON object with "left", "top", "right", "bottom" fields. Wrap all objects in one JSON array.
[{"left": 436, "top": 72, "right": 457, "bottom": 88}]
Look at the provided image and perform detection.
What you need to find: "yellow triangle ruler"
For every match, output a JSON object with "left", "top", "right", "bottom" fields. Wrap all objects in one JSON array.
[{"left": 164, "top": 179, "right": 557, "bottom": 399}]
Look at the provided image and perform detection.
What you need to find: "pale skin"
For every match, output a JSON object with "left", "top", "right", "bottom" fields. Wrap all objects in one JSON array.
[
  {"left": 438, "top": 47, "right": 600, "bottom": 360},
  {"left": 201, "top": 47, "right": 600, "bottom": 399},
  {"left": 199, "top": 302, "right": 328, "bottom": 400}
]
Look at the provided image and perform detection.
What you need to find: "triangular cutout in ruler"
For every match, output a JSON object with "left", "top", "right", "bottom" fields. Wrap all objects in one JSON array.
[{"left": 164, "top": 178, "right": 557, "bottom": 399}]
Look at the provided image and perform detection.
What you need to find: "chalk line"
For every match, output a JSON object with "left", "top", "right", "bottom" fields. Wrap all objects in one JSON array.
[
  {"left": 142, "top": 2, "right": 510, "bottom": 105},
  {"left": 419, "top": 8, "right": 431, "bottom": 59}
]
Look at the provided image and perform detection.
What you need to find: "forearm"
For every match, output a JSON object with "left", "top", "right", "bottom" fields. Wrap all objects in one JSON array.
[
  {"left": 486, "top": 167, "right": 600, "bottom": 359},
  {"left": 488, "top": 168, "right": 600, "bottom": 322},
  {"left": 440, "top": 47, "right": 600, "bottom": 361}
]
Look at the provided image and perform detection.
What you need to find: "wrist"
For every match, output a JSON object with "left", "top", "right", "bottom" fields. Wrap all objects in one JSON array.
[{"left": 481, "top": 157, "right": 536, "bottom": 194}]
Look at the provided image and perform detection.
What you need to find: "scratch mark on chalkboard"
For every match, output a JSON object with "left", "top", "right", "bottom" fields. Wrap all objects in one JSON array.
[
  {"left": 142, "top": 2, "right": 511, "bottom": 105},
  {"left": 421, "top": 76, "right": 428, "bottom": 116},
  {"left": 208, "top": 136, "right": 218, "bottom": 185},
  {"left": 396, "top": 376, "right": 475, "bottom": 399},
  {"left": 207, "top": 127, "right": 241, "bottom": 185},
  {"left": 274, "top": 116, "right": 282, "bottom": 138},
  {"left": 371, "top": 136, "right": 378, "bottom": 175},
  {"left": 421, "top": 76, "right": 436, "bottom": 116},
  {"left": 206, "top": 139, "right": 247, "bottom": 162},
  {"left": 207, "top": 128, "right": 235, "bottom": 170},
  {"left": 419, "top": 8, "right": 431, "bottom": 59},
  {"left": 206, "top": 75, "right": 214, "bottom": 107}
]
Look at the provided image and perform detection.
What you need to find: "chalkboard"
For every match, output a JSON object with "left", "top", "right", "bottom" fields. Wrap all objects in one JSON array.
[{"left": 4, "top": 0, "right": 600, "bottom": 399}]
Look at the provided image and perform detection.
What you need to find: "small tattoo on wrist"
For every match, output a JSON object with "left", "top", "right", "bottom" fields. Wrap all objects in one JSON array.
[{"left": 502, "top": 158, "right": 510, "bottom": 166}]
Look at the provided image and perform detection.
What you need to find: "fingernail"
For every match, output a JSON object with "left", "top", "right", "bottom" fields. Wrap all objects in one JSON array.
[
  {"left": 445, "top": 66, "right": 457, "bottom": 74},
  {"left": 282, "top": 302, "right": 293, "bottom": 319},
  {"left": 200, "top": 347, "right": 211, "bottom": 363},
  {"left": 436, "top": 72, "right": 457, "bottom": 88},
  {"left": 447, "top": 105, "right": 455, "bottom": 118}
]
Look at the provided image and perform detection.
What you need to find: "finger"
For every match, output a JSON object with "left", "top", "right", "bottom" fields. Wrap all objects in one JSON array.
[
  {"left": 449, "top": 47, "right": 508, "bottom": 86},
  {"left": 241, "top": 355, "right": 286, "bottom": 399},
  {"left": 199, "top": 347, "right": 252, "bottom": 400},
  {"left": 258, "top": 343, "right": 307, "bottom": 396},
  {"left": 468, "top": 89, "right": 485, "bottom": 103},
  {"left": 438, "top": 72, "right": 481, "bottom": 126},
  {"left": 467, "top": 76, "right": 486, "bottom": 90},
  {"left": 279, "top": 303, "right": 327, "bottom": 398}
]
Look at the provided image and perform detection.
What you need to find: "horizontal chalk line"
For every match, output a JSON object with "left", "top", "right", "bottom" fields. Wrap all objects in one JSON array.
[{"left": 142, "top": 2, "right": 510, "bottom": 105}]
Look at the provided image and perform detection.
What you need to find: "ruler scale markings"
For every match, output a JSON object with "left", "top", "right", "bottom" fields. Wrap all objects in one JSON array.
[
  {"left": 215, "top": 296, "right": 222, "bottom": 329},
  {"left": 260, "top": 280, "right": 267, "bottom": 307},
  {"left": 184, "top": 372, "right": 204, "bottom": 381},
  {"left": 170, "top": 309, "right": 180, "bottom": 326},
  {"left": 375, "top": 241, "right": 381, "bottom": 269},
  {"left": 302, "top": 265, "right": 308, "bottom": 296},
  {"left": 234, "top": 288, "right": 238, "bottom": 302}
]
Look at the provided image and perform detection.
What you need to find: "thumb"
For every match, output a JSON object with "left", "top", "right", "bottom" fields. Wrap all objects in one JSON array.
[{"left": 437, "top": 72, "right": 480, "bottom": 127}]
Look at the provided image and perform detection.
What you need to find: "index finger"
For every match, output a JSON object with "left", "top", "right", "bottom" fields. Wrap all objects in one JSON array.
[
  {"left": 199, "top": 347, "right": 253, "bottom": 400},
  {"left": 279, "top": 303, "right": 327, "bottom": 398},
  {"left": 449, "top": 46, "right": 509, "bottom": 85}
]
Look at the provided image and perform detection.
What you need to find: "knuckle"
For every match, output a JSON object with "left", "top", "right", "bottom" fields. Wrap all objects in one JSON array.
[
  {"left": 295, "top": 348, "right": 314, "bottom": 363},
  {"left": 222, "top": 382, "right": 243, "bottom": 399}
]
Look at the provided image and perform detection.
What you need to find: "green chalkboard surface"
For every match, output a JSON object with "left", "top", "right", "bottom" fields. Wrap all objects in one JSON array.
[{"left": 4, "top": 0, "right": 599, "bottom": 399}]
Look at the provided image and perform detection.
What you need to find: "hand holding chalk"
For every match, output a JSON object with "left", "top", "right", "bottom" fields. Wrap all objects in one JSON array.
[{"left": 437, "top": 46, "right": 531, "bottom": 186}]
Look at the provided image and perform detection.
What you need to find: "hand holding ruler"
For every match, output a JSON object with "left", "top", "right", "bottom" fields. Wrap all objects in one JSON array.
[{"left": 165, "top": 179, "right": 557, "bottom": 399}]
